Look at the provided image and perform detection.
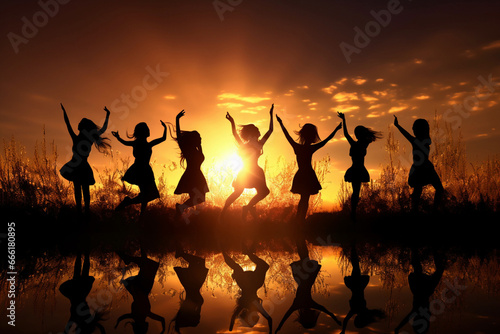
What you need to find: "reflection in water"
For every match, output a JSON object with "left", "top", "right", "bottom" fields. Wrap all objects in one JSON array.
[
  {"left": 115, "top": 254, "right": 165, "bottom": 334},
  {"left": 395, "top": 247, "right": 446, "bottom": 334},
  {"left": 276, "top": 238, "right": 341, "bottom": 332},
  {"left": 170, "top": 249, "right": 209, "bottom": 333},
  {"left": 59, "top": 234, "right": 107, "bottom": 334},
  {"left": 341, "top": 242, "right": 386, "bottom": 334},
  {"left": 223, "top": 249, "right": 273, "bottom": 333}
]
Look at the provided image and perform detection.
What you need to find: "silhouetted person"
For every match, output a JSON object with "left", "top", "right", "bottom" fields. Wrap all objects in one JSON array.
[
  {"left": 171, "top": 110, "right": 209, "bottom": 218},
  {"left": 59, "top": 244, "right": 106, "bottom": 333},
  {"left": 115, "top": 254, "right": 165, "bottom": 334},
  {"left": 277, "top": 115, "right": 342, "bottom": 222},
  {"left": 275, "top": 238, "right": 341, "bottom": 332},
  {"left": 60, "top": 103, "right": 110, "bottom": 214},
  {"left": 169, "top": 248, "right": 209, "bottom": 333},
  {"left": 340, "top": 244, "right": 385, "bottom": 334},
  {"left": 394, "top": 116, "right": 444, "bottom": 212},
  {"left": 338, "top": 112, "right": 382, "bottom": 221},
  {"left": 113, "top": 121, "right": 166, "bottom": 213},
  {"left": 221, "top": 104, "right": 274, "bottom": 220},
  {"left": 394, "top": 249, "right": 445, "bottom": 334},
  {"left": 223, "top": 249, "right": 272, "bottom": 333}
]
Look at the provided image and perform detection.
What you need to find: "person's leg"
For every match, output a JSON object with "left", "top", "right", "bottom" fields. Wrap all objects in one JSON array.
[
  {"left": 222, "top": 188, "right": 244, "bottom": 213},
  {"left": 432, "top": 178, "right": 444, "bottom": 209},
  {"left": 246, "top": 185, "right": 270, "bottom": 208},
  {"left": 82, "top": 185, "right": 90, "bottom": 213},
  {"left": 351, "top": 182, "right": 361, "bottom": 219},
  {"left": 296, "top": 194, "right": 310, "bottom": 222},
  {"left": 73, "top": 182, "right": 82, "bottom": 212},
  {"left": 411, "top": 186, "right": 423, "bottom": 212}
]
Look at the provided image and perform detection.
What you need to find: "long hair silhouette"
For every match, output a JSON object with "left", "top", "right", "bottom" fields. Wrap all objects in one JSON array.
[
  {"left": 221, "top": 104, "right": 274, "bottom": 220},
  {"left": 113, "top": 120, "right": 166, "bottom": 214},
  {"left": 338, "top": 111, "right": 382, "bottom": 221},
  {"left": 277, "top": 115, "right": 342, "bottom": 222},
  {"left": 59, "top": 103, "right": 110, "bottom": 214}
]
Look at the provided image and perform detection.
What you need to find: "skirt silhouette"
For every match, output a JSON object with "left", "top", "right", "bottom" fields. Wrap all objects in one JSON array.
[
  {"left": 123, "top": 163, "right": 160, "bottom": 201},
  {"left": 408, "top": 160, "right": 440, "bottom": 188},
  {"left": 174, "top": 169, "right": 209, "bottom": 195},
  {"left": 344, "top": 165, "right": 370, "bottom": 183},
  {"left": 233, "top": 166, "right": 266, "bottom": 190},
  {"left": 291, "top": 168, "right": 322, "bottom": 195},
  {"left": 60, "top": 158, "right": 95, "bottom": 185}
]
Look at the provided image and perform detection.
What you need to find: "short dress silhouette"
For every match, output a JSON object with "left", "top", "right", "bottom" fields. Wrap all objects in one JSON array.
[
  {"left": 344, "top": 142, "right": 370, "bottom": 183},
  {"left": 174, "top": 147, "right": 209, "bottom": 195},
  {"left": 291, "top": 258, "right": 321, "bottom": 293},
  {"left": 60, "top": 135, "right": 96, "bottom": 185},
  {"left": 59, "top": 275, "right": 95, "bottom": 324},
  {"left": 290, "top": 145, "right": 322, "bottom": 195},
  {"left": 233, "top": 143, "right": 266, "bottom": 189},
  {"left": 344, "top": 272, "right": 370, "bottom": 312},
  {"left": 408, "top": 139, "right": 440, "bottom": 188},
  {"left": 122, "top": 142, "right": 160, "bottom": 201}
]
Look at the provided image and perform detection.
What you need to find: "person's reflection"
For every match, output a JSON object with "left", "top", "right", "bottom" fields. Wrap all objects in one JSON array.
[
  {"left": 169, "top": 248, "right": 208, "bottom": 333},
  {"left": 340, "top": 243, "right": 386, "bottom": 334},
  {"left": 276, "top": 238, "right": 341, "bottom": 333},
  {"left": 59, "top": 242, "right": 106, "bottom": 333},
  {"left": 222, "top": 248, "right": 273, "bottom": 333},
  {"left": 115, "top": 253, "right": 165, "bottom": 334},
  {"left": 395, "top": 248, "right": 446, "bottom": 334}
]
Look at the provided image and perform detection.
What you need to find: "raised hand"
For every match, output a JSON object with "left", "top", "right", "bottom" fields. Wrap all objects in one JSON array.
[
  {"left": 226, "top": 112, "right": 234, "bottom": 123},
  {"left": 270, "top": 103, "right": 274, "bottom": 115},
  {"left": 111, "top": 131, "right": 119, "bottom": 138},
  {"left": 104, "top": 106, "right": 110, "bottom": 114},
  {"left": 335, "top": 121, "right": 342, "bottom": 131},
  {"left": 60, "top": 103, "right": 66, "bottom": 112},
  {"left": 160, "top": 120, "right": 166, "bottom": 127},
  {"left": 337, "top": 111, "right": 345, "bottom": 120},
  {"left": 276, "top": 114, "right": 282, "bottom": 124},
  {"left": 176, "top": 109, "right": 185, "bottom": 119},
  {"left": 393, "top": 115, "right": 399, "bottom": 126}
]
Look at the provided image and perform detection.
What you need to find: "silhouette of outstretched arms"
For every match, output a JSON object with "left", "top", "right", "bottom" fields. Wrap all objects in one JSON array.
[
  {"left": 337, "top": 112, "right": 354, "bottom": 145},
  {"left": 226, "top": 112, "right": 243, "bottom": 146},
  {"left": 275, "top": 304, "right": 295, "bottom": 333},
  {"left": 260, "top": 104, "right": 274, "bottom": 145},
  {"left": 276, "top": 114, "right": 298, "bottom": 148},
  {"left": 61, "top": 103, "right": 76, "bottom": 139},
  {"left": 340, "top": 310, "right": 355, "bottom": 334},
  {"left": 276, "top": 301, "right": 340, "bottom": 333},
  {"left": 111, "top": 131, "right": 134, "bottom": 146},
  {"left": 149, "top": 120, "right": 167, "bottom": 146},
  {"left": 175, "top": 109, "right": 185, "bottom": 138},
  {"left": 98, "top": 106, "right": 111, "bottom": 135},
  {"left": 312, "top": 302, "right": 341, "bottom": 325},
  {"left": 115, "top": 313, "right": 133, "bottom": 329},
  {"left": 313, "top": 122, "right": 342, "bottom": 150},
  {"left": 149, "top": 311, "right": 166, "bottom": 334},
  {"left": 393, "top": 115, "right": 414, "bottom": 142}
]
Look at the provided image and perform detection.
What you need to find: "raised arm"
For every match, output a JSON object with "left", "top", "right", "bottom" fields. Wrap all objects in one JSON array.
[
  {"left": 149, "top": 312, "right": 166, "bottom": 334},
  {"left": 61, "top": 103, "right": 76, "bottom": 139},
  {"left": 275, "top": 303, "right": 298, "bottom": 333},
  {"left": 393, "top": 115, "right": 414, "bottom": 142},
  {"left": 175, "top": 109, "right": 184, "bottom": 139},
  {"left": 229, "top": 305, "right": 243, "bottom": 331},
  {"left": 98, "top": 106, "right": 111, "bottom": 135},
  {"left": 111, "top": 131, "right": 134, "bottom": 146},
  {"left": 312, "top": 122, "right": 342, "bottom": 151},
  {"left": 150, "top": 120, "right": 167, "bottom": 147},
  {"left": 260, "top": 104, "right": 274, "bottom": 145},
  {"left": 276, "top": 114, "right": 297, "bottom": 148},
  {"left": 337, "top": 112, "right": 354, "bottom": 145},
  {"left": 340, "top": 310, "right": 354, "bottom": 334},
  {"left": 115, "top": 313, "right": 133, "bottom": 329},
  {"left": 226, "top": 112, "right": 243, "bottom": 146},
  {"left": 311, "top": 302, "right": 341, "bottom": 326}
]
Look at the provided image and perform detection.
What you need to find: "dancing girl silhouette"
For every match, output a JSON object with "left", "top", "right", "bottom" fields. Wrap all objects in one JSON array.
[
  {"left": 221, "top": 104, "right": 274, "bottom": 220},
  {"left": 112, "top": 120, "right": 166, "bottom": 213},
  {"left": 394, "top": 116, "right": 444, "bottom": 212},
  {"left": 59, "top": 103, "right": 110, "bottom": 214},
  {"left": 337, "top": 112, "right": 382, "bottom": 221},
  {"left": 276, "top": 115, "right": 342, "bottom": 221},
  {"left": 171, "top": 110, "right": 209, "bottom": 218}
]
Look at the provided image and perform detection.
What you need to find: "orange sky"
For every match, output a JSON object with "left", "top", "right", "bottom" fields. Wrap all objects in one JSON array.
[{"left": 1, "top": 0, "right": 500, "bottom": 207}]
